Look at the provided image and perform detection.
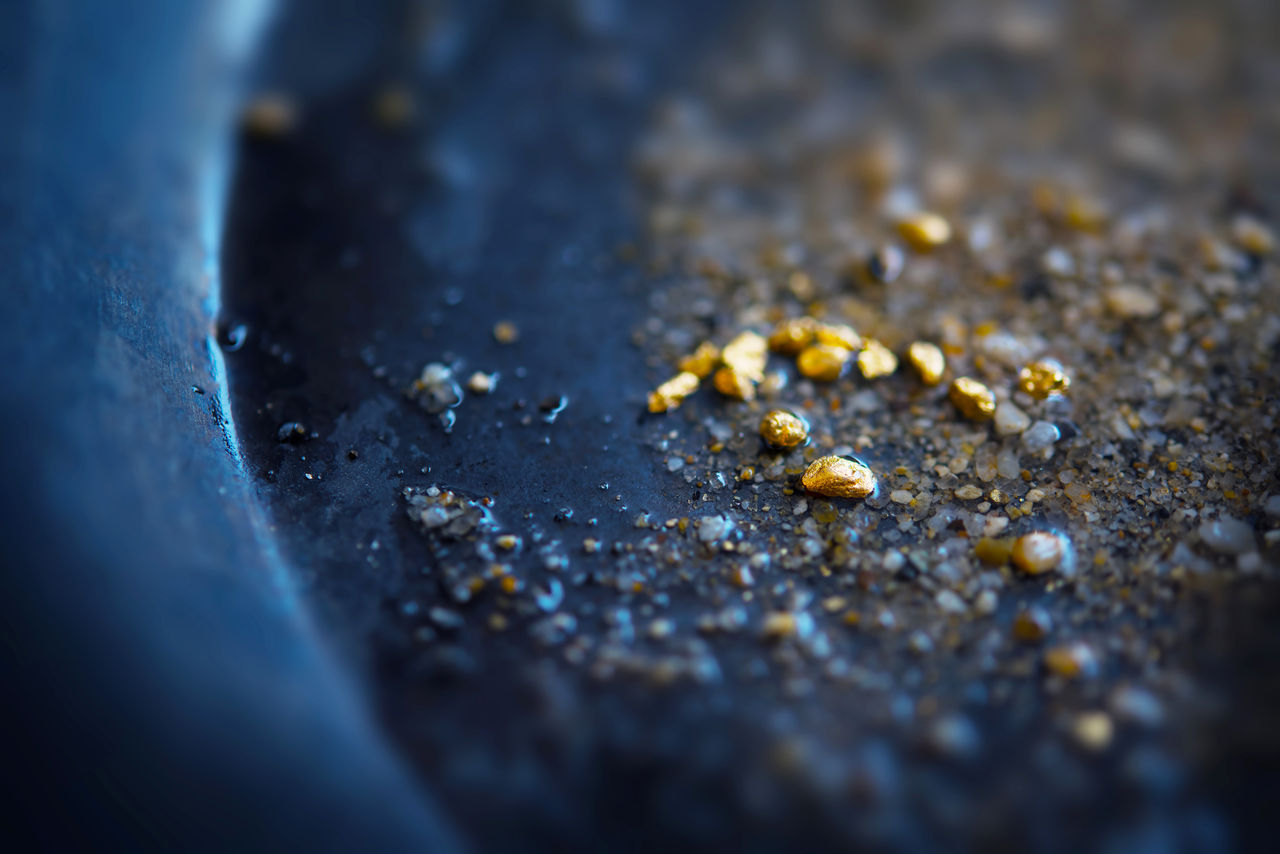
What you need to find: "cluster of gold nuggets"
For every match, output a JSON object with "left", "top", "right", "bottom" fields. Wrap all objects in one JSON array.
[{"left": 646, "top": 212, "right": 1074, "bottom": 513}]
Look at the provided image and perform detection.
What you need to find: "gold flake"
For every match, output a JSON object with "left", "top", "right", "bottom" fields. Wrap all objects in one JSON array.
[
  {"left": 712, "top": 367, "right": 756, "bottom": 401},
  {"left": 677, "top": 341, "right": 721, "bottom": 378},
  {"left": 906, "top": 341, "right": 946, "bottom": 385},
  {"left": 493, "top": 320, "right": 520, "bottom": 344},
  {"left": 768, "top": 317, "right": 817, "bottom": 355},
  {"left": 796, "top": 343, "right": 849, "bottom": 382},
  {"left": 648, "top": 371, "right": 700, "bottom": 413},
  {"left": 896, "top": 212, "right": 952, "bottom": 252},
  {"left": 721, "top": 330, "right": 768, "bottom": 381},
  {"left": 949, "top": 377, "right": 996, "bottom": 420},
  {"left": 1018, "top": 359, "right": 1071, "bottom": 398},
  {"left": 856, "top": 339, "right": 898, "bottom": 379},
  {"left": 814, "top": 322, "right": 862, "bottom": 351}
]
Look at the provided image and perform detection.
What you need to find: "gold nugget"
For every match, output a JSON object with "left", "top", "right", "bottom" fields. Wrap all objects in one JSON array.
[
  {"left": 648, "top": 371, "right": 700, "bottom": 413},
  {"left": 801, "top": 455, "right": 877, "bottom": 499},
  {"left": 712, "top": 367, "right": 756, "bottom": 401},
  {"left": 814, "top": 322, "right": 862, "bottom": 351},
  {"left": 796, "top": 343, "right": 849, "bottom": 382},
  {"left": 907, "top": 341, "right": 945, "bottom": 385},
  {"left": 856, "top": 339, "right": 898, "bottom": 379},
  {"left": 1018, "top": 359, "right": 1070, "bottom": 399},
  {"left": 677, "top": 341, "right": 721, "bottom": 379},
  {"left": 768, "top": 317, "right": 817, "bottom": 355},
  {"left": 896, "top": 212, "right": 951, "bottom": 252},
  {"left": 759, "top": 409, "right": 809, "bottom": 449},
  {"left": 949, "top": 377, "right": 996, "bottom": 420},
  {"left": 722, "top": 330, "right": 768, "bottom": 382}
]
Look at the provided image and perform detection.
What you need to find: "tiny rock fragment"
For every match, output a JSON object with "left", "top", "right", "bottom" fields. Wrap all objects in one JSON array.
[
  {"left": 1018, "top": 359, "right": 1071, "bottom": 399},
  {"left": 906, "top": 341, "right": 945, "bottom": 385},
  {"left": 801, "top": 455, "right": 877, "bottom": 499},
  {"left": 1012, "top": 532, "right": 1065, "bottom": 575},
  {"left": 759, "top": 409, "right": 810, "bottom": 449},
  {"left": 865, "top": 244, "right": 905, "bottom": 283},
  {"left": 721, "top": 330, "right": 768, "bottom": 382},
  {"left": 796, "top": 343, "right": 849, "bottom": 382},
  {"left": 466, "top": 371, "right": 497, "bottom": 394},
  {"left": 768, "top": 317, "right": 817, "bottom": 355},
  {"left": 713, "top": 367, "right": 757, "bottom": 401},
  {"left": 240, "top": 94, "right": 299, "bottom": 139},
  {"left": 648, "top": 371, "right": 700, "bottom": 413},
  {"left": 1044, "top": 641, "right": 1098, "bottom": 679},
  {"left": 762, "top": 612, "right": 798, "bottom": 640},
  {"left": 1063, "top": 194, "right": 1107, "bottom": 233},
  {"left": 493, "top": 320, "right": 520, "bottom": 344},
  {"left": 857, "top": 339, "right": 899, "bottom": 379},
  {"left": 1012, "top": 607, "right": 1052, "bottom": 642},
  {"left": 814, "top": 322, "right": 863, "bottom": 351},
  {"left": 677, "top": 341, "right": 721, "bottom": 378},
  {"left": 372, "top": 84, "right": 415, "bottom": 129},
  {"left": 896, "top": 212, "right": 952, "bottom": 252},
  {"left": 949, "top": 377, "right": 996, "bottom": 420},
  {"left": 974, "top": 537, "right": 1012, "bottom": 567},
  {"left": 994, "top": 402, "right": 1031, "bottom": 436},
  {"left": 1072, "top": 712, "right": 1114, "bottom": 751},
  {"left": 1231, "top": 215, "right": 1275, "bottom": 255},
  {"left": 1105, "top": 285, "right": 1160, "bottom": 319}
]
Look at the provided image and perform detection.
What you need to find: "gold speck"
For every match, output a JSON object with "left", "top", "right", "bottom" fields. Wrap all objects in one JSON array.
[
  {"left": 1063, "top": 194, "right": 1106, "bottom": 233},
  {"left": 974, "top": 537, "right": 1012, "bottom": 567},
  {"left": 906, "top": 341, "right": 945, "bottom": 385},
  {"left": 466, "top": 371, "right": 497, "bottom": 394},
  {"left": 1231, "top": 215, "right": 1275, "bottom": 255},
  {"left": 677, "top": 341, "right": 721, "bottom": 378},
  {"left": 1012, "top": 607, "right": 1052, "bottom": 642},
  {"left": 801, "top": 455, "right": 877, "bottom": 499},
  {"left": 796, "top": 343, "right": 849, "bottom": 382},
  {"left": 1018, "top": 359, "right": 1070, "bottom": 398},
  {"left": 759, "top": 409, "right": 810, "bottom": 449},
  {"left": 1072, "top": 712, "right": 1114, "bottom": 751},
  {"left": 1011, "top": 532, "right": 1064, "bottom": 575},
  {"left": 762, "top": 612, "right": 797, "bottom": 640},
  {"left": 1044, "top": 641, "right": 1097, "bottom": 679},
  {"left": 372, "top": 85, "right": 415, "bottom": 129},
  {"left": 768, "top": 317, "right": 817, "bottom": 355},
  {"left": 648, "top": 371, "right": 700, "bottom": 413},
  {"left": 949, "top": 377, "right": 996, "bottom": 420},
  {"left": 493, "top": 321, "right": 520, "bottom": 344},
  {"left": 896, "top": 212, "right": 952, "bottom": 252},
  {"left": 721, "top": 330, "right": 768, "bottom": 382},
  {"left": 713, "top": 367, "right": 756, "bottom": 401},
  {"left": 240, "top": 94, "right": 299, "bottom": 139},
  {"left": 856, "top": 339, "right": 898, "bottom": 379}
]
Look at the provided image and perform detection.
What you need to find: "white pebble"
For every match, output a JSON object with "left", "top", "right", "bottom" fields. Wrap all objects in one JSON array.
[
  {"left": 994, "top": 403, "right": 1031, "bottom": 436},
  {"left": 1198, "top": 516, "right": 1254, "bottom": 555},
  {"left": 1022, "top": 421, "right": 1060, "bottom": 453}
]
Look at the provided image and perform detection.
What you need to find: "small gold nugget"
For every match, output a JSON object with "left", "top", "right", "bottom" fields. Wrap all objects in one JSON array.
[
  {"left": 677, "top": 341, "right": 720, "bottom": 378},
  {"left": 1017, "top": 359, "right": 1070, "bottom": 399},
  {"left": 648, "top": 371, "right": 700, "bottom": 413},
  {"left": 949, "top": 377, "right": 996, "bottom": 420},
  {"left": 721, "top": 330, "right": 768, "bottom": 382},
  {"left": 712, "top": 366, "right": 756, "bottom": 401},
  {"left": 759, "top": 409, "right": 809, "bottom": 449},
  {"left": 814, "top": 322, "right": 862, "bottom": 351},
  {"left": 856, "top": 339, "right": 898, "bottom": 379},
  {"left": 768, "top": 317, "right": 817, "bottom": 355},
  {"left": 907, "top": 341, "right": 945, "bottom": 385},
  {"left": 796, "top": 343, "right": 849, "bottom": 382},
  {"left": 801, "top": 455, "right": 877, "bottom": 499},
  {"left": 896, "top": 212, "right": 951, "bottom": 252}
]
